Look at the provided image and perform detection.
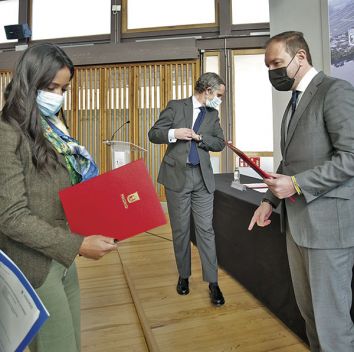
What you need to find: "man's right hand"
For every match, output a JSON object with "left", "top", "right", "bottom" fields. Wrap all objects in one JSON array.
[
  {"left": 248, "top": 202, "right": 273, "bottom": 231},
  {"left": 79, "top": 235, "right": 118, "bottom": 260},
  {"left": 174, "top": 128, "right": 193, "bottom": 140}
]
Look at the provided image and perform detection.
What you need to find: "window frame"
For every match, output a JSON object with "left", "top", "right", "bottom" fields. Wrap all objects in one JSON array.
[
  {"left": 28, "top": 0, "right": 112, "bottom": 43},
  {"left": 0, "top": 0, "right": 21, "bottom": 49},
  {"left": 0, "top": 0, "right": 270, "bottom": 51},
  {"left": 121, "top": 0, "right": 219, "bottom": 34},
  {"left": 231, "top": 0, "right": 269, "bottom": 26},
  {"left": 232, "top": 48, "right": 273, "bottom": 156}
]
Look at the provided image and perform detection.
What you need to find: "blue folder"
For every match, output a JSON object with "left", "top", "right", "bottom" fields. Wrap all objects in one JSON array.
[{"left": 0, "top": 250, "right": 49, "bottom": 352}]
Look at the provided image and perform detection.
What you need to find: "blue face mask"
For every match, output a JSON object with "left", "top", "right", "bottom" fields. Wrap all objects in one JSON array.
[
  {"left": 36, "top": 90, "right": 64, "bottom": 117},
  {"left": 206, "top": 95, "right": 222, "bottom": 109}
]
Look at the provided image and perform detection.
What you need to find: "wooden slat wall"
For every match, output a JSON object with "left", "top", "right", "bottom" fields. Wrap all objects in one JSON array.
[
  {"left": 0, "top": 71, "right": 12, "bottom": 110},
  {"left": 102, "top": 66, "right": 130, "bottom": 171},
  {"left": 131, "top": 61, "right": 199, "bottom": 198},
  {"left": 0, "top": 61, "right": 199, "bottom": 200},
  {"left": 72, "top": 67, "right": 102, "bottom": 169},
  {"left": 70, "top": 60, "right": 199, "bottom": 199}
]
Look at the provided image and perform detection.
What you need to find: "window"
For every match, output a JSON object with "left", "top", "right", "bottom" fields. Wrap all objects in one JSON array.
[
  {"left": 31, "top": 0, "right": 111, "bottom": 40},
  {"left": 124, "top": 0, "right": 216, "bottom": 32},
  {"left": 233, "top": 50, "right": 273, "bottom": 176},
  {"left": 232, "top": 0, "right": 269, "bottom": 25},
  {"left": 0, "top": 0, "right": 19, "bottom": 44}
]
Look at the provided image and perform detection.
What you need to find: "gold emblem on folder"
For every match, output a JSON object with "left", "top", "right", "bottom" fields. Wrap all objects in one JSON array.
[
  {"left": 127, "top": 192, "right": 140, "bottom": 204},
  {"left": 121, "top": 194, "right": 128, "bottom": 209},
  {"left": 121, "top": 192, "right": 140, "bottom": 209}
]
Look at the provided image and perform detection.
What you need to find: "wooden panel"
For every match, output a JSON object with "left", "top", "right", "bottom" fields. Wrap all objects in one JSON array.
[
  {"left": 77, "top": 251, "right": 148, "bottom": 352},
  {"left": 132, "top": 61, "right": 200, "bottom": 199},
  {"left": 67, "top": 67, "right": 102, "bottom": 169},
  {"left": 75, "top": 216, "right": 309, "bottom": 352},
  {"left": 0, "top": 39, "right": 199, "bottom": 70},
  {"left": 69, "top": 60, "right": 199, "bottom": 200},
  {"left": 26, "top": 213, "right": 308, "bottom": 351},
  {"left": 1, "top": 61, "right": 199, "bottom": 200},
  {"left": 0, "top": 71, "right": 12, "bottom": 110}
]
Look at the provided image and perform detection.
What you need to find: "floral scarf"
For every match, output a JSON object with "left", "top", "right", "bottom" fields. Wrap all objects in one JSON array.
[{"left": 41, "top": 116, "right": 99, "bottom": 185}]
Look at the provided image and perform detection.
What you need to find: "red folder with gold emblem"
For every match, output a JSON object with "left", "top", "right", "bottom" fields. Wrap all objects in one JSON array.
[{"left": 59, "top": 159, "right": 166, "bottom": 240}]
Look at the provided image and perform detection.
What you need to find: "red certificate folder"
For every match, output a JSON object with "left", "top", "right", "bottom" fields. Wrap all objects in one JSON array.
[
  {"left": 226, "top": 141, "right": 271, "bottom": 178},
  {"left": 59, "top": 159, "right": 166, "bottom": 240},
  {"left": 226, "top": 141, "right": 295, "bottom": 202}
]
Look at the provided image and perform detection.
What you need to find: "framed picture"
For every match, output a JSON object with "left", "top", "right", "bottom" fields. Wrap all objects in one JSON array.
[{"left": 329, "top": 0, "right": 354, "bottom": 86}]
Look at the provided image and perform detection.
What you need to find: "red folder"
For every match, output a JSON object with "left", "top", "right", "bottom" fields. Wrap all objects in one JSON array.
[
  {"left": 226, "top": 141, "right": 271, "bottom": 178},
  {"left": 226, "top": 141, "right": 295, "bottom": 202},
  {"left": 59, "top": 159, "right": 166, "bottom": 240}
]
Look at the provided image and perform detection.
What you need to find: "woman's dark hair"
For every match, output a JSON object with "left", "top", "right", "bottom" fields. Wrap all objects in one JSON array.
[{"left": 1, "top": 43, "right": 74, "bottom": 169}]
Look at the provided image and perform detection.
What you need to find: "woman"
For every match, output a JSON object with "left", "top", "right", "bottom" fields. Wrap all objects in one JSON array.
[{"left": 0, "top": 43, "right": 117, "bottom": 352}]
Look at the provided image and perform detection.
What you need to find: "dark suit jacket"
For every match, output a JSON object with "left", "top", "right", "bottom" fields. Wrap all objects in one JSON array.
[
  {"left": 0, "top": 119, "right": 83, "bottom": 288},
  {"left": 148, "top": 97, "right": 225, "bottom": 193},
  {"left": 266, "top": 72, "right": 354, "bottom": 249}
]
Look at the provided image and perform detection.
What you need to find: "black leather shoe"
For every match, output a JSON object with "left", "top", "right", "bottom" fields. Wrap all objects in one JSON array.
[
  {"left": 209, "top": 283, "right": 225, "bottom": 306},
  {"left": 176, "top": 277, "right": 189, "bottom": 295}
]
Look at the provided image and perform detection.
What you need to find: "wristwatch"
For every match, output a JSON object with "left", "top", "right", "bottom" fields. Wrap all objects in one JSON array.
[{"left": 261, "top": 198, "right": 275, "bottom": 208}]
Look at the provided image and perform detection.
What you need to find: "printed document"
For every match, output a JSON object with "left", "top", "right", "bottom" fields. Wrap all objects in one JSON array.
[{"left": 0, "top": 250, "right": 49, "bottom": 352}]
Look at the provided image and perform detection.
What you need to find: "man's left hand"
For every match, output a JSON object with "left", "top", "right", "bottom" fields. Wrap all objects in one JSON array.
[
  {"left": 191, "top": 131, "right": 201, "bottom": 141},
  {"left": 264, "top": 173, "right": 296, "bottom": 199}
]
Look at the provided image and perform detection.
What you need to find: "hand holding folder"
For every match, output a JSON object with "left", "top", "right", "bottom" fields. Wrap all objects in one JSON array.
[{"left": 225, "top": 141, "right": 295, "bottom": 202}]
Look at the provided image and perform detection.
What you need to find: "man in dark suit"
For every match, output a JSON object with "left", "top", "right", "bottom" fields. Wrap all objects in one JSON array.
[
  {"left": 148, "top": 72, "right": 225, "bottom": 306},
  {"left": 249, "top": 31, "right": 354, "bottom": 351}
]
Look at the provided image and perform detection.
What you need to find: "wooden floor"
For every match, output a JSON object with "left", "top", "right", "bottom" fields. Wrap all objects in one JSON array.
[{"left": 77, "top": 217, "right": 309, "bottom": 352}]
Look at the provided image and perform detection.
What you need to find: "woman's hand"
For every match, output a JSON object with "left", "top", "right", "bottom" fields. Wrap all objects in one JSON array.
[{"left": 79, "top": 235, "right": 118, "bottom": 260}]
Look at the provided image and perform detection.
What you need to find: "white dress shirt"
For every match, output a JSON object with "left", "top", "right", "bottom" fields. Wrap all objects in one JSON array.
[
  {"left": 168, "top": 96, "right": 204, "bottom": 143},
  {"left": 285, "top": 67, "right": 318, "bottom": 138}
]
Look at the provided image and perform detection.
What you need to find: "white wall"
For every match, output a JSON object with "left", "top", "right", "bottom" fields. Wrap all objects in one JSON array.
[{"left": 268, "top": 0, "right": 330, "bottom": 169}]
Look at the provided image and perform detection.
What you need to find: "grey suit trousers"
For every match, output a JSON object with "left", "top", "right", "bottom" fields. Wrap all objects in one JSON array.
[
  {"left": 165, "top": 165, "right": 218, "bottom": 283},
  {"left": 286, "top": 231, "right": 354, "bottom": 352}
]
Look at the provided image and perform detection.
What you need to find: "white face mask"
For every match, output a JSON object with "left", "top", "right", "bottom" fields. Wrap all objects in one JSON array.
[
  {"left": 36, "top": 90, "right": 64, "bottom": 117},
  {"left": 206, "top": 95, "right": 222, "bottom": 109}
]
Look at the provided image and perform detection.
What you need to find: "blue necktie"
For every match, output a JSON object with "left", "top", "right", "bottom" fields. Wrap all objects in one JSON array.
[
  {"left": 291, "top": 90, "right": 300, "bottom": 115},
  {"left": 287, "top": 90, "right": 300, "bottom": 134},
  {"left": 188, "top": 106, "right": 206, "bottom": 165}
]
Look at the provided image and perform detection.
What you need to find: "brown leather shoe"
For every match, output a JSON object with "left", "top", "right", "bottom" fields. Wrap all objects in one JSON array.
[
  {"left": 209, "top": 283, "right": 225, "bottom": 306},
  {"left": 176, "top": 277, "right": 189, "bottom": 295}
]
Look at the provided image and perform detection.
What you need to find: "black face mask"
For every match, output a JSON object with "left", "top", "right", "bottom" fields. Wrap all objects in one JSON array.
[{"left": 268, "top": 54, "right": 299, "bottom": 91}]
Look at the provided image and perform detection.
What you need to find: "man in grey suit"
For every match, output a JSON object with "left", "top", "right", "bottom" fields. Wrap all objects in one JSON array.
[
  {"left": 249, "top": 31, "right": 354, "bottom": 351},
  {"left": 148, "top": 72, "right": 225, "bottom": 306}
]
